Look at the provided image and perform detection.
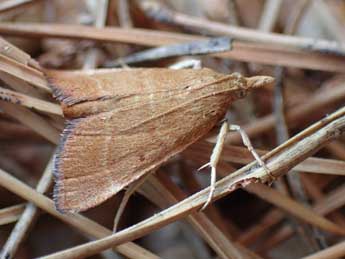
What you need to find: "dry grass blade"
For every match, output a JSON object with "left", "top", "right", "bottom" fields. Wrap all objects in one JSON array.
[
  {"left": 0, "top": 0, "right": 40, "bottom": 13},
  {"left": 193, "top": 150, "right": 343, "bottom": 241},
  {"left": 258, "top": 0, "right": 283, "bottom": 32},
  {"left": 0, "top": 53, "right": 49, "bottom": 92},
  {"left": 105, "top": 37, "right": 232, "bottom": 67},
  {"left": 184, "top": 142, "right": 345, "bottom": 176},
  {"left": 82, "top": 0, "right": 108, "bottom": 69},
  {"left": 302, "top": 239, "right": 345, "bottom": 259},
  {"left": 227, "top": 76, "right": 345, "bottom": 143},
  {"left": 0, "top": 156, "right": 54, "bottom": 259},
  {"left": 1, "top": 23, "right": 345, "bottom": 71},
  {"left": 0, "top": 36, "right": 31, "bottom": 65},
  {"left": 139, "top": 1, "right": 345, "bottom": 54},
  {"left": 139, "top": 174, "right": 248, "bottom": 259},
  {"left": 313, "top": 184, "right": 345, "bottom": 215},
  {"left": 246, "top": 183, "right": 342, "bottom": 235},
  {"left": 0, "top": 167, "right": 159, "bottom": 259},
  {"left": 0, "top": 204, "right": 25, "bottom": 226},
  {"left": 0, "top": 86, "right": 62, "bottom": 115},
  {"left": 1, "top": 2, "right": 344, "bottom": 257},
  {"left": 238, "top": 178, "right": 345, "bottom": 248},
  {"left": 37, "top": 106, "right": 345, "bottom": 259},
  {"left": 0, "top": 101, "right": 60, "bottom": 144}
]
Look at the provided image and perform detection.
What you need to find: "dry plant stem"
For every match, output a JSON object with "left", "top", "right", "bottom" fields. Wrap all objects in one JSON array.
[
  {"left": 0, "top": 53, "right": 49, "bottom": 92},
  {"left": 0, "top": 36, "right": 31, "bottom": 65},
  {"left": 0, "top": 35, "right": 40, "bottom": 69},
  {"left": 257, "top": 181, "right": 345, "bottom": 252},
  {"left": 0, "top": 71, "right": 46, "bottom": 99},
  {"left": 275, "top": 0, "right": 333, "bottom": 243},
  {"left": 314, "top": 0, "right": 345, "bottom": 43},
  {"left": 1, "top": 23, "right": 345, "bottom": 72},
  {"left": 285, "top": 0, "right": 311, "bottom": 34},
  {"left": 105, "top": 37, "right": 232, "bottom": 67},
  {"left": 117, "top": 0, "right": 133, "bottom": 28},
  {"left": 195, "top": 152, "right": 342, "bottom": 240},
  {"left": 227, "top": 0, "right": 240, "bottom": 26},
  {"left": 178, "top": 222, "right": 213, "bottom": 259},
  {"left": 38, "top": 108, "right": 345, "bottom": 259},
  {"left": 0, "top": 204, "right": 25, "bottom": 226},
  {"left": 313, "top": 184, "right": 345, "bottom": 216},
  {"left": 0, "top": 101, "right": 60, "bottom": 144},
  {"left": 274, "top": 67, "right": 321, "bottom": 250},
  {"left": 325, "top": 142, "right": 345, "bottom": 160},
  {"left": 83, "top": 0, "right": 108, "bottom": 69},
  {"left": 239, "top": 177, "right": 345, "bottom": 247},
  {"left": 0, "top": 167, "right": 159, "bottom": 259},
  {"left": 0, "top": 157, "right": 54, "bottom": 259},
  {"left": 140, "top": 174, "right": 258, "bottom": 259},
  {"left": 185, "top": 142, "right": 345, "bottom": 176},
  {"left": 258, "top": 0, "right": 282, "bottom": 32},
  {"left": 228, "top": 78, "right": 345, "bottom": 143},
  {"left": 303, "top": 239, "right": 345, "bottom": 259},
  {"left": 245, "top": 183, "right": 340, "bottom": 235},
  {"left": 0, "top": 0, "right": 40, "bottom": 13},
  {"left": 0, "top": 86, "right": 62, "bottom": 115},
  {"left": 237, "top": 208, "right": 283, "bottom": 245},
  {"left": 139, "top": 1, "right": 345, "bottom": 55}
]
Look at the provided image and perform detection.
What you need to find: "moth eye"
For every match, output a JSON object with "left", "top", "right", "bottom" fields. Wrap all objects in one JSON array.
[{"left": 237, "top": 90, "right": 246, "bottom": 98}]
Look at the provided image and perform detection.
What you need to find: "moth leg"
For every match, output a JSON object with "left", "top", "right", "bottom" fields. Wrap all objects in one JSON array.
[
  {"left": 228, "top": 124, "right": 273, "bottom": 180},
  {"left": 113, "top": 172, "right": 152, "bottom": 232},
  {"left": 199, "top": 121, "right": 229, "bottom": 210},
  {"left": 199, "top": 121, "right": 273, "bottom": 210}
]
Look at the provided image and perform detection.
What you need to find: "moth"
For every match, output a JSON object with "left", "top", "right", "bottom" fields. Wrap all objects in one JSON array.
[{"left": 46, "top": 68, "right": 273, "bottom": 213}]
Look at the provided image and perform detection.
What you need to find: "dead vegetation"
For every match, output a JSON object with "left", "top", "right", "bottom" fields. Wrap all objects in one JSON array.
[{"left": 0, "top": 0, "right": 344, "bottom": 258}]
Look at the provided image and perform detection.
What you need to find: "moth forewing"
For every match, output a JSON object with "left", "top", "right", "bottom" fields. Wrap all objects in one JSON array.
[{"left": 46, "top": 68, "right": 273, "bottom": 212}]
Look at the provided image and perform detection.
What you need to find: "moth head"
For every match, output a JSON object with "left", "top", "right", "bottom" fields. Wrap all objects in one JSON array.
[{"left": 228, "top": 74, "right": 274, "bottom": 99}]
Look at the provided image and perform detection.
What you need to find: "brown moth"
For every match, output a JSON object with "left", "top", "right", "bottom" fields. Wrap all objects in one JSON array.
[{"left": 46, "top": 68, "right": 273, "bottom": 213}]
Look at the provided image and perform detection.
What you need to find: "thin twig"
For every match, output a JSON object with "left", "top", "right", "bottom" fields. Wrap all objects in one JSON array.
[
  {"left": 0, "top": 53, "right": 49, "bottom": 92},
  {"left": 0, "top": 167, "right": 159, "bottom": 259},
  {"left": 184, "top": 142, "right": 345, "bottom": 176},
  {"left": 0, "top": 86, "right": 62, "bottom": 115},
  {"left": 226, "top": 76, "right": 345, "bottom": 143},
  {"left": 83, "top": 0, "right": 108, "bottom": 69},
  {"left": 140, "top": 174, "right": 260, "bottom": 259},
  {"left": 0, "top": 204, "right": 25, "bottom": 226},
  {"left": 0, "top": 101, "right": 60, "bottom": 144},
  {"left": 1, "top": 23, "right": 345, "bottom": 71},
  {"left": 258, "top": 0, "right": 283, "bottom": 32},
  {"left": 0, "top": 156, "right": 54, "bottom": 259},
  {"left": 105, "top": 37, "right": 232, "bottom": 67},
  {"left": 117, "top": 0, "right": 133, "bottom": 28},
  {"left": 0, "top": 0, "right": 41, "bottom": 14},
  {"left": 303, "top": 238, "right": 345, "bottom": 259},
  {"left": 138, "top": 1, "right": 345, "bottom": 55},
  {"left": 189, "top": 150, "right": 343, "bottom": 237}
]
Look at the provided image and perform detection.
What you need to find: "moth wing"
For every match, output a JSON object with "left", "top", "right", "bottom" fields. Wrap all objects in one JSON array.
[
  {"left": 54, "top": 99, "right": 226, "bottom": 212},
  {"left": 45, "top": 68, "right": 222, "bottom": 108},
  {"left": 50, "top": 68, "right": 234, "bottom": 212}
]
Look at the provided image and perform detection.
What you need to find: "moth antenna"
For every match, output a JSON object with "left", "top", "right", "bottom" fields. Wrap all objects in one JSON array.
[{"left": 245, "top": 76, "right": 274, "bottom": 89}]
